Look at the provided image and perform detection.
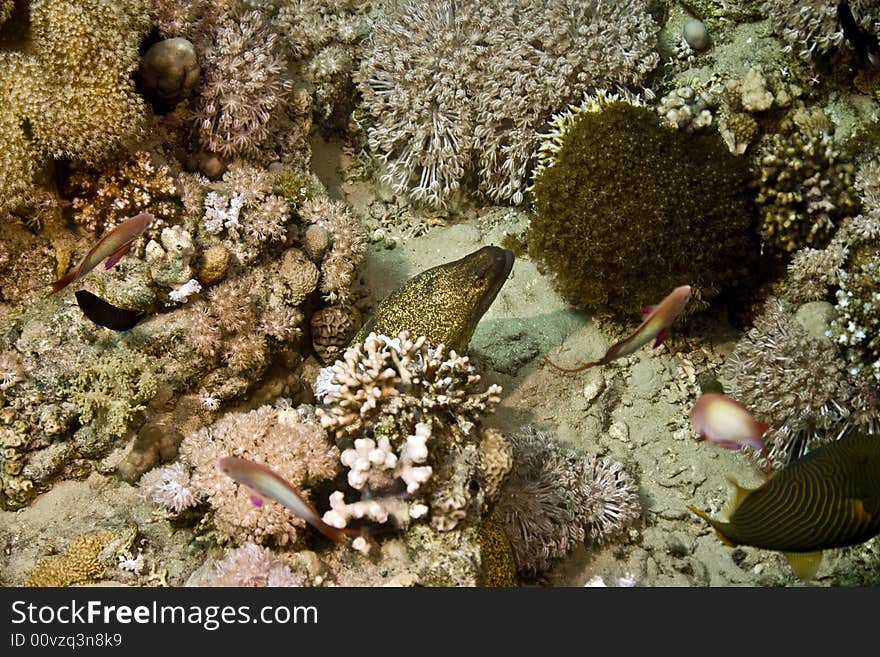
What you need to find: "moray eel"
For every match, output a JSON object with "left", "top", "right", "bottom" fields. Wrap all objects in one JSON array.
[
  {"left": 689, "top": 431, "right": 880, "bottom": 580},
  {"left": 353, "top": 245, "right": 514, "bottom": 353}
]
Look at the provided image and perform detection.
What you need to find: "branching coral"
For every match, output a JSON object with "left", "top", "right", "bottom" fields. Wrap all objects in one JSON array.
[
  {"left": 529, "top": 91, "right": 758, "bottom": 316},
  {"left": 495, "top": 427, "right": 640, "bottom": 577},
  {"left": 724, "top": 299, "right": 879, "bottom": 468},
  {"left": 316, "top": 332, "right": 509, "bottom": 532},
  {"left": 756, "top": 128, "right": 860, "bottom": 253},
  {"left": 179, "top": 404, "right": 340, "bottom": 546},
  {"left": 356, "top": 0, "right": 659, "bottom": 207}
]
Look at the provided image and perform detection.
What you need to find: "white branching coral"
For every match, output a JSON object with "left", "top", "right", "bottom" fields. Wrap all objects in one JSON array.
[
  {"left": 138, "top": 462, "right": 200, "bottom": 513},
  {"left": 316, "top": 331, "right": 509, "bottom": 531},
  {"left": 168, "top": 278, "right": 202, "bottom": 304},
  {"left": 356, "top": 0, "right": 659, "bottom": 207},
  {"left": 178, "top": 404, "right": 340, "bottom": 546},
  {"left": 317, "top": 332, "right": 501, "bottom": 442}
]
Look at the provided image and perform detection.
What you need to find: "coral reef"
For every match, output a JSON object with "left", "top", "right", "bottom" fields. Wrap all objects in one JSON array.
[
  {"left": 756, "top": 127, "right": 860, "bottom": 253},
  {"left": 762, "top": 0, "right": 878, "bottom": 61},
  {"left": 25, "top": 530, "right": 113, "bottom": 587},
  {"left": 495, "top": 427, "right": 640, "bottom": 577},
  {"left": 192, "top": 543, "right": 307, "bottom": 587},
  {"left": 178, "top": 404, "right": 339, "bottom": 546},
  {"left": 724, "top": 299, "right": 879, "bottom": 468},
  {"left": 316, "top": 332, "right": 509, "bottom": 533},
  {"left": 196, "top": 9, "right": 292, "bottom": 158},
  {"left": 829, "top": 253, "right": 880, "bottom": 381},
  {"left": 528, "top": 91, "right": 758, "bottom": 316},
  {"left": 356, "top": 0, "right": 659, "bottom": 207},
  {"left": 0, "top": 0, "right": 151, "bottom": 219}
]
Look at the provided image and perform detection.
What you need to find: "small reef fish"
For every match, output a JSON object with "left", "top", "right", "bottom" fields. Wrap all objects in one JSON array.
[
  {"left": 215, "top": 456, "right": 358, "bottom": 543},
  {"left": 690, "top": 393, "right": 768, "bottom": 454},
  {"left": 51, "top": 212, "right": 154, "bottom": 293},
  {"left": 689, "top": 431, "right": 880, "bottom": 581},
  {"left": 75, "top": 290, "right": 145, "bottom": 331},
  {"left": 838, "top": 1, "right": 880, "bottom": 68},
  {"left": 546, "top": 284, "right": 692, "bottom": 373},
  {"left": 352, "top": 245, "right": 515, "bottom": 354}
]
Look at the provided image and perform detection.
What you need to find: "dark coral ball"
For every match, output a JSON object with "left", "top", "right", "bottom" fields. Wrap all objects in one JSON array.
[{"left": 529, "top": 101, "right": 759, "bottom": 316}]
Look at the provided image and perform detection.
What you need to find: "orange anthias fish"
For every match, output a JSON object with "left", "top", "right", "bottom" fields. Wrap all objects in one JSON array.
[
  {"left": 51, "top": 212, "right": 154, "bottom": 293},
  {"left": 690, "top": 393, "right": 769, "bottom": 454},
  {"left": 215, "top": 456, "right": 359, "bottom": 543},
  {"left": 546, "top": 284, "right": 692, "bottom": 373}
]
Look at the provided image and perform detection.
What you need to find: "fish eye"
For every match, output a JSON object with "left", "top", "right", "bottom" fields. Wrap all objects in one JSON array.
[{"left": 468, "top": 479, "right": 480, "bottom": 494}]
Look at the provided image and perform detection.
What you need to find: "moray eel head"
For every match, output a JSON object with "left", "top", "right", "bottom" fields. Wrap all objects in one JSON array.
[{"left": 354, "top": 245, "right": 514, "bottom": 353}]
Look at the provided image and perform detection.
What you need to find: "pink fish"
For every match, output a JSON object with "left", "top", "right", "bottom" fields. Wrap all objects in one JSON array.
[
  {"left": 215, "top": 456, "right": 358, "bottom": 543},
  {"left": 690, "top": 393, "right": 769, "bottom": 453},
  {"left": 51, "top": 212, "right": 154, "bottom": 293},
  {"left": 546, "top": 285, "right": 692, "bottom": 373}
]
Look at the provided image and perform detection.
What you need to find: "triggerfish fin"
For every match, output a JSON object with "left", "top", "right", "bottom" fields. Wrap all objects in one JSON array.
[
  {"left": 688, "top": 431, "right": 880, "bottom": 580},
  {"left": 74, "top": 290, "right": 145, "bottom": 331},
  {"left": 215, "top": 456, "right": 360, "bottom": 543},
  {"left": 51, "top": 212, "right": 154, "bottom": 294},
  {"left": 546, "top": 284, "right": 692, "bottom": 373}
]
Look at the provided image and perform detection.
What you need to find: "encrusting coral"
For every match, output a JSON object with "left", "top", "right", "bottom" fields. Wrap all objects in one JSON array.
[
  {"left": 356, "top": 0, "right": 659, "bottom": 207},
  {"left": 25, "top": 531, "right": 114, "bottom": 587},
  {"left": 494, "top": 427, "right": 640, "bottom": 577},
  {"left": 528, "top": 91, "right": 758, "bottom": 316}
]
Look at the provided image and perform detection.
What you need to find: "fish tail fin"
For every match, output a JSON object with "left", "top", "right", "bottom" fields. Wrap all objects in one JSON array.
[
  {"left": 687, "top": 504, "right": 737, "bottom": 547},
  {"left": 50, "top": 267, "right": 79, "bottom": 293},
  {"left": 543, "top": 356, "right": 600, "bottom": 373},
  {"left": 784, "top": 551, "right": 823, "bottom": 581},
  {"left": 724, "top": 477, "right": 756, "bottom": 516}
]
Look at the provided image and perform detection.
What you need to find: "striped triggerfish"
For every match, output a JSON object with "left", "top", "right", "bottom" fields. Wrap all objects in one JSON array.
[{"left": 689, "top": 431, "right": 880, "bottom": 580}]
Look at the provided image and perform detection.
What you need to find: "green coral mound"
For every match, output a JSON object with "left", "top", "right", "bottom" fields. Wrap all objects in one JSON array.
[{"left": 529, "top": 98, "right": 758, "bottom": 316}]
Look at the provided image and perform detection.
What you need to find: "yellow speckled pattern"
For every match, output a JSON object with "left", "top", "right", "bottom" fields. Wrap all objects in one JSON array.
[{"left": 353, "top": 246, "right": 514, "bottom": 353}]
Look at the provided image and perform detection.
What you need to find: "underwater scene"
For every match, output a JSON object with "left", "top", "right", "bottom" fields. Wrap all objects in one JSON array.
[{"left": 0, "top": 0, "right": 879, "bottom": 589}]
